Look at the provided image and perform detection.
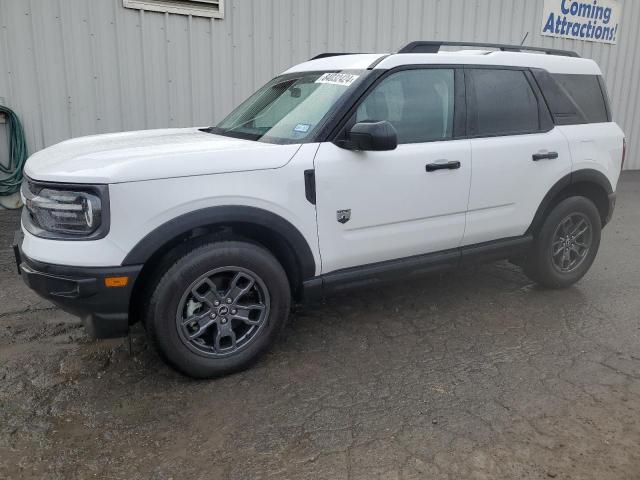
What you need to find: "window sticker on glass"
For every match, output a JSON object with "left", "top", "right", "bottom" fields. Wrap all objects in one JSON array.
[
  {"left": 293, "top": 123, "right": 311, "bottom": 133},
  {"left": 315, "top": 73, "right": 360, "bottom": 86}
]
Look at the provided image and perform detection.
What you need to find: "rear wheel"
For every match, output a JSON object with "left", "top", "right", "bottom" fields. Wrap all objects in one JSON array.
[
  {"left": 524, "top": 196, "right": 601, "bottom": 289},
  {"left": 146, "top": 241, "right": 290, "bottom": 378}
]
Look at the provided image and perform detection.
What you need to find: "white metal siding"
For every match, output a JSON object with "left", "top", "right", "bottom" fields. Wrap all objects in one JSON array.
[{"left": 0, "top": 0, "right": 638, "bottom": 169}]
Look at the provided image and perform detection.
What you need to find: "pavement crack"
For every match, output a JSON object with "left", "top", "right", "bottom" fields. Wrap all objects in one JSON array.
[{"left": 0, "top": 305, "right": 59, "bottom": 318}]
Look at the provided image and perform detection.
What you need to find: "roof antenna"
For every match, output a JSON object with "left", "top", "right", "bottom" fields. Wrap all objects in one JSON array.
[{"left": 520, "top": 32, "right": 529, "bottom": 46}]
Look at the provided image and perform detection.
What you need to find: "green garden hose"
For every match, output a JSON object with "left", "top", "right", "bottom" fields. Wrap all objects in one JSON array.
[{"left": 0, "top": 105, "right": 28, "bottom": 198}]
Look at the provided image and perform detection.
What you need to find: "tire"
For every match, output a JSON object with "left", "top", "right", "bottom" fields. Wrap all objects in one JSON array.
[
  {"left": 524, "top": 196, "right": 601, "bottom": 289},
  {"left": 146, "top": 240, "right": 291, "bottom": 378}
]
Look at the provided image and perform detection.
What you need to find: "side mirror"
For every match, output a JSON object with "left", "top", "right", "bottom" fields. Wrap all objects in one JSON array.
[{"left": 337, "top": 121, "right": 398, "bottom": 151}]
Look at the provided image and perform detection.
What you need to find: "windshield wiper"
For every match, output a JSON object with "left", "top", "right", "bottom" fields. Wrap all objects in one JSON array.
[{"left": 200, "top": 126, "right": 261, "bottom": 141}]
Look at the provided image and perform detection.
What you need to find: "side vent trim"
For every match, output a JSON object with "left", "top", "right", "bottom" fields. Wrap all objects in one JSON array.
[{"left": 304, "top": 169, "right": 316, "bottom": 205}]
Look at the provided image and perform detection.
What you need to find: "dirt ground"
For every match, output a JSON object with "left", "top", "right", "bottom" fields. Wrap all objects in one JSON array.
[{"left": 1, "top": 172, "right": 639, "bottom": 480}]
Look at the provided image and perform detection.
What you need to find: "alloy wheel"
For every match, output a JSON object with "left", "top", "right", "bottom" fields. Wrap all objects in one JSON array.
[
  {"left": 176, "top": 267, "right": 270, "bottom": 358},
  {"left": 550, "top": 213, "right": 593, "bottom": 273}
]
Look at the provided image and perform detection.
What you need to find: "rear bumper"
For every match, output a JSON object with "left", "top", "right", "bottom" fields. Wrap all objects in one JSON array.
[{"left": 13, "top": 231, "right": 142, "bottom": 339}]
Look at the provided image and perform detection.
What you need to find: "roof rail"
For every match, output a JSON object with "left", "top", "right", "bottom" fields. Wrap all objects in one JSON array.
[
  {"left": 398, "top": 41, "right": 580, "bottom": 58},
  {"left": 309, "top": 52, "right": 360, "bottom": 60}
]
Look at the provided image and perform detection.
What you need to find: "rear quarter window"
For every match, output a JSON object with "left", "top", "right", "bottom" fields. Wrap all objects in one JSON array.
[
  {"left": 532, "top": 71, "right": 611, "bottom": 125},
  {"left": 553, "top": 74, "right": 609, "bottom": 123}
]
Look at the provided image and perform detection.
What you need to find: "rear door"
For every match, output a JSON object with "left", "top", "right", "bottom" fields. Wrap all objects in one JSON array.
[{"left": 462, "top": 67, "right": 572, "bottom": 246}]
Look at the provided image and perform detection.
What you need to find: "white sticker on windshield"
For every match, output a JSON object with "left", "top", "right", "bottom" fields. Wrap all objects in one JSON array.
[
  {"left": 315, "top": 72, "right": 360, "bottom": 86},
  {"left": 293, "top": 123, "right": 311, "bottom": 133}
]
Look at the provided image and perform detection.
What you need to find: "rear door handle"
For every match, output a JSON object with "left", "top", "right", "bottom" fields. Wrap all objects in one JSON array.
[
  {"left": 532, "top": 151, "right": 559, "bottom": 161},
  {"left": 425, "top": 160, "right": 461, "bottom": 172}
]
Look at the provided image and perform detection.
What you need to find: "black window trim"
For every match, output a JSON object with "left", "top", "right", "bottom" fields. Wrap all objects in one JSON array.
[
  {"left": 464, "top": 65, "right": 554, "bottom": 140},
  {"left": 597, "top": 75, "right": 613, "bottom": 122},
  {"left": 212, "top": 63, "right": 610, "bottom": 146},
  {"left": 326, "top": 64, "right": 467, "bottom": 145},
  {"left": 325, "top": 63, "right": 561, "bottom": 145}
]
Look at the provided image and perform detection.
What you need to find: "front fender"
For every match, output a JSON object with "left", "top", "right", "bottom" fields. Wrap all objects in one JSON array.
[{"left": 121, "top": 205, "right": 316, "bottom": 279}]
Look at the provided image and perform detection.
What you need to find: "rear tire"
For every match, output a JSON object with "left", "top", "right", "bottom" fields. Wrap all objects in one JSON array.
[
  {"left": 146, "top": 241, "right": 290, "bottom": 378},
  {"left": 524, "top": 196, "right": 601, "bottom": 289}
]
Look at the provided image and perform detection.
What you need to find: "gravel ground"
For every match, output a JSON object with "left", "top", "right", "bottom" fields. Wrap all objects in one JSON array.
[{"left": 1, "top": 172, "right": 639, "bottom": 480}]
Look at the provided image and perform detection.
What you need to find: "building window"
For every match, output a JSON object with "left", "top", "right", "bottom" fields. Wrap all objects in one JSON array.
[{"left": 123, "top": 0, "right": 224, "bottom": 19}]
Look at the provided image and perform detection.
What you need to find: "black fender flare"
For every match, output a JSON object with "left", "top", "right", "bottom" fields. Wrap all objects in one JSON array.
[
  {"left": 527, "top": 168, "right": 613, "bottom": 235},
  {"left": 570, "top": 169, "right": 614, "bottom": 194},
  {"left": 121, "top": 205, "right": 317, "bottom": 279}
]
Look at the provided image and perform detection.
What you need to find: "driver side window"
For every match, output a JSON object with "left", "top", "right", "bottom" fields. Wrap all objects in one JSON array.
[{"left": 356, "top": 68, "right": 455, "bottom": 144}]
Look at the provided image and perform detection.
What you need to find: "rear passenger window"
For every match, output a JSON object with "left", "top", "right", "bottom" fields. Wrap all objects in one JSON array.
[
  {"left": 469, "top": 69, "right": 540, "bottom": 136},
  {"left": 355, "top": 69, "right": 455, "bottom": 144},
  {"left": 551, "top": 74, "right": 609, "bottom": 123}
]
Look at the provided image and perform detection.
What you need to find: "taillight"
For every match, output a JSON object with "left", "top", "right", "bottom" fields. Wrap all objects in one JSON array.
[{"left": 621, "top": 138, "right": 626, "bottom": 171}]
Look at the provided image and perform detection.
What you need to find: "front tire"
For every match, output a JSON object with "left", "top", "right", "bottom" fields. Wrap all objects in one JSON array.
[
  {"left": 524, "top": 196, "right": 601, "bottom": 289},
  {"left": 146, "top": 241, "right": 291, "bottom": 378}
]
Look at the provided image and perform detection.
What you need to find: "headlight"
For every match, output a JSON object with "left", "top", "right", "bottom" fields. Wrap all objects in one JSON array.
[{"left": 21, "top": 180, "right": 110, "bottom": 239}]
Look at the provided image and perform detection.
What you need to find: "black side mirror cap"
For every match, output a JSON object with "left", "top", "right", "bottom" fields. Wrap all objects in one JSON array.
[{"left": 336, "top": 120, "right": 398, "bottom": 151}]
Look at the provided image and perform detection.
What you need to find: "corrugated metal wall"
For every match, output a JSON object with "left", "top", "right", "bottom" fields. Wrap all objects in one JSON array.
[{"left": 0, "top": 0, "right": 638, "bottom": 169}]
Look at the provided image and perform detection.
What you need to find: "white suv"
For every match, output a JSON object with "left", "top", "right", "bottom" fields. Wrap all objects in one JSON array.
[{"left": 14, "top": 41, "right": 625, "bottom": 378}]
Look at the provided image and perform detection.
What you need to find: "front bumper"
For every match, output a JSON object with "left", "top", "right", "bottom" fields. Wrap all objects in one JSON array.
[{"left": 13, "top": 231, "right": 142, "bottom": 339}]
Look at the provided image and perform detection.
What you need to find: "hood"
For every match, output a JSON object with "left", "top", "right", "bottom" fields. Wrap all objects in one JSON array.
[{"left": 24, "top": 128, "right": 302, "bottom": 184}]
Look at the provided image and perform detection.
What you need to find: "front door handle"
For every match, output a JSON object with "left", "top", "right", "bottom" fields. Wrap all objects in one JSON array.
[
  {"left": 532, "top": 151, "right": 559, "bottom": 161},
  {"left": 425, "top": 160, "right": 461, "bottom": 172}
]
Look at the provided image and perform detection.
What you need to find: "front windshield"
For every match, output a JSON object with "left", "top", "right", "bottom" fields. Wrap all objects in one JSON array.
[{"left": 213, "top": 70, "right": 368, "bottom": 143}]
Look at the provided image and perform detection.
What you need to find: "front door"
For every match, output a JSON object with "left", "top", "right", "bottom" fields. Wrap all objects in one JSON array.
[{"left": 314, "top": 67, "right": 472, "bottom": 274}]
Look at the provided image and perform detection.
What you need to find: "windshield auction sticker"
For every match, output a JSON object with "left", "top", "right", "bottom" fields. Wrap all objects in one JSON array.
[
  {"left": 315, "top": 73, "right": 360, "bottom": 86},
  {"left": 541, "top": 0, "right": 620, "bottom": 44}
]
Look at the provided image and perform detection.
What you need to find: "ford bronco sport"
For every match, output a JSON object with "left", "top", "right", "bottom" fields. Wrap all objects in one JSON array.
[{"left": 14, "top": 41, "right": 625, "bottom": 378}]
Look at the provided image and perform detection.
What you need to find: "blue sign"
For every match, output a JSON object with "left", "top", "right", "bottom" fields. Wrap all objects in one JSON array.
[{"left": 541, "top": 0, "right": 620, "bottom": 44}]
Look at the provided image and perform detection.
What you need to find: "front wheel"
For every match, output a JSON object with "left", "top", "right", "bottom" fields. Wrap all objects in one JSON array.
[
  {"left": 146, "top": 241, "right": 291, "bottom": 378},
  {"left": 524, "top": 196, "right": 601, "bottom": 289}
]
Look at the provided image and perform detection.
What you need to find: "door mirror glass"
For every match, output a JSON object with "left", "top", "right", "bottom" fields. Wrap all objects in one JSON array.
[{"left": 339, "top": 121, "right": 398, "bottom": 151}]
